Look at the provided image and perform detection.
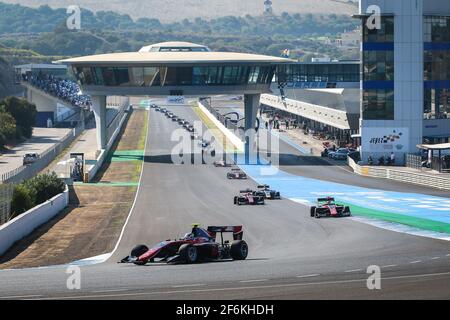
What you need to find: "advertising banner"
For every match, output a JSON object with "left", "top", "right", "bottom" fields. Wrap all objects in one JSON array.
[
  {"left": 361, "top": 127, "right": 409, "bottom": 153},
  {"left": 166, "top": 96, "right": 185, "bottom": 104}
]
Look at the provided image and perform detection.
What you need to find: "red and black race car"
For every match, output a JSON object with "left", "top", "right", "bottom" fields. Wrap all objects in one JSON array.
[
  {"left": 227, "top": 168, "right": 247, "bottom": 179},
  {"left": 234, "top": 189, "right": 265, "bottom": 205},
  {"left": 310, "top": 197, "right": 351, "bottom": 218},
  {"left": 120, "top": 225, "right": 248, "bottom": 265}
]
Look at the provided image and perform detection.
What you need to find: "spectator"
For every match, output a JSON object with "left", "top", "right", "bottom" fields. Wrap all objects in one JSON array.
[{"left": 26, "top": 74, "right": 92, "bottom": 109}]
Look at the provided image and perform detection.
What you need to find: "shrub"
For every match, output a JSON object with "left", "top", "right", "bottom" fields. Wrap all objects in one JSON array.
[
  {"left": 10, "top": 172, "right": 65, "bottom": 219},
  {"left": 10, "top": 184, "right": 35, "bottom": 218},
  {"left": 24, "top": 172, "right": 65, "bottom": 205}
]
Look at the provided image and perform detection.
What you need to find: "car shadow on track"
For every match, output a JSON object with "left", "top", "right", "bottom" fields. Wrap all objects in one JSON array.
[{"left": 118, "top": 258, "right": 270, "bottom": 267}]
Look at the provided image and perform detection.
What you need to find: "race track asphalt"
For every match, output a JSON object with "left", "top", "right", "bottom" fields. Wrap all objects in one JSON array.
[{"left": 0, "top": 101, "right": 449, "bottom": 300}]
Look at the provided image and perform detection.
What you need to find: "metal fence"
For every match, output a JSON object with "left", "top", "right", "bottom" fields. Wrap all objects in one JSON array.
[
  {"left": 0, "top": 183, "right": 14, "bottom": 225},
  {"left": 0, "top": 124, "right": 84, "bottom": 184},
  {"left": 405, "top": 153, "right": 423, "bottom": 171}
]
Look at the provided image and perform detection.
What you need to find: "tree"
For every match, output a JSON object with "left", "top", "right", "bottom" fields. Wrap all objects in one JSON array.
[
  {"left": 0, "top": 96, "right": 36, "bottom": 139},
  {"left": 0, "top": 111, "right": 16, "bottom": 148},
  {"left": 10, "top": 184, "right": 35, "bottom": 218}
]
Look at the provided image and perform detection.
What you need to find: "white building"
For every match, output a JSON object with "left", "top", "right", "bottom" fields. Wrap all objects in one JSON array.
[{"left": 356, "top": 0, "right": 450, "bottom": 164}]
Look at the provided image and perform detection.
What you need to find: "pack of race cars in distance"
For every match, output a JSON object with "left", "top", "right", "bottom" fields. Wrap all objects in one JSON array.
[
  {"left": 310, "top": 197, "right": 351, "bottom": 218},
  {"left": 120, "top": 225, "right": 248, "bottom": 265},
  {"left": 152, "top": 104, "right": 197, "bottom": 135}
]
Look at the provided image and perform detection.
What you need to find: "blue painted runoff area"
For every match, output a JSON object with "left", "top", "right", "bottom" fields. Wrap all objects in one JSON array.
[{"left": 235, "top": 154, "right": 450, "bottom": 226}]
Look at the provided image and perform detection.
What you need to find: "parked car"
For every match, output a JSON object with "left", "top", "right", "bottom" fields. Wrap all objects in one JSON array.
[{"left": 330, "top": 148, "right": 355, "bottom": 160}]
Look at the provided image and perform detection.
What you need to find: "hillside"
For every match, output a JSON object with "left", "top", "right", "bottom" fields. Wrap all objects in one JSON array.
[
  {"left": 1, "top": 0, "right": 358, "bottom": 22},
  {"left": 0, "top": 55, "right": 14, "bottom": 99}
]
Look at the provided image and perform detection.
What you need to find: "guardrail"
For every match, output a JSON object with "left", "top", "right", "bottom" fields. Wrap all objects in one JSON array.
[
  {"left": 348, "top": 157, "right": 450, "bottom": 190},
  {"left": 0, "top": 124, "right": 84, "bottom": 184}
]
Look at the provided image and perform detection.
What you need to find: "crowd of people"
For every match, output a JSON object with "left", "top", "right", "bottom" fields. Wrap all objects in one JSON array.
[{"left": 23, "top": 73, "right": 92, "bottom": 109}]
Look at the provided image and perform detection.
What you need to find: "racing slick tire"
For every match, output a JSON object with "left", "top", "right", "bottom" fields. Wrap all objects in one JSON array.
[
  {"left": 178, "top": 244, "right": 198, "bottom": 263},
  {"left": 344, "top": 206, "right": 351, "bottom": 216},
  {"left": 131, "top": 244, "right": 149, "bottom": 258},
  {"left": 230, "top": 240, "right": 248, "bottom": 260},
  {"left": 310, "top": 207, "right": 316, "bottom": 217}
]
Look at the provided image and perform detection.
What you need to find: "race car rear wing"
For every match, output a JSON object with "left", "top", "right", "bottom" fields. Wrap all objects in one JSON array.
[
  {"left": 257, "top": 185, "right": 270, "bottom": 189},
  {"left": 317, "top": 197, "right": 335, "bottom": 202},
  {"left": 240, "top": 189, "right": 253, "bottom": 193},
  {"left": 207, "top": 226, "right": 243, "bottom": 241}
]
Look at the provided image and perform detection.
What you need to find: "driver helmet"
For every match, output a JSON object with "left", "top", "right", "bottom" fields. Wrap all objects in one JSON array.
[{"left": 184, "top": 233, "right": 194, "bottom": 240}]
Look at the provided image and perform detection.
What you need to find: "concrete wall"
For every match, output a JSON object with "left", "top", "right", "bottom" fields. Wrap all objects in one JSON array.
[
  {"left": 0, "top": 185, "right": 69, "bottom": 256},
  {"left": 88, "top": 102, "right": 132, "bottom": 181}
]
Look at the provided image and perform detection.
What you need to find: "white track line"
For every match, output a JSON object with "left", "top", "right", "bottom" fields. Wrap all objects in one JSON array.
[
  {"left": 239, "top": 279, "right": 269, "bottom": 283},
  {"left": 344, "top": 269, "right": 363, "bottom": 273},
  {"left": 381, "top": 265, "right": 398, "bottom": 268},
  {"left": 410, "top": 260, "right": 422, "bottom": 264},
  {"left": 431, "top": 257, "right": 441, "bottom": 260},
  {"left": 0, "top": 294, "right": 43, "bottom": 299},
  {"left": 90, "top": 289, "right": 129, "bottom": 294},
  {"left": 296, "top": 274, "right": 320, "bottom": 278},
  {"left": 171, "top": 284, "right": 206, "bottom": 288}
]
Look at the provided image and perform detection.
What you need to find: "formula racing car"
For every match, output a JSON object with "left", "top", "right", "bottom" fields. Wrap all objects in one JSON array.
[
  {"left": 227, "top": 168, "right": 247, "bottom": 179},
  {"left": 234, "top": 189, "right": 265, "bottom": 205},
  {"left": 254, "top": 185, "right": 281, "bottom": 200},
  {"left": 310, "top": 197, "right": 351, "bottom": 218},
  {"left": 120, "top": 225, "right": 248, "bottom": 265}
]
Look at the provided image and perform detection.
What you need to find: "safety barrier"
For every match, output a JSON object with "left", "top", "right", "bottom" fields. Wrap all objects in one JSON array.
[
  {"left": 106, "top": 97, "right": 130, "bottom": 143},
  {"left": 348, "top": 157, "right": 450, "bottom": 190},
  {"left": 0, "top": 124, "right": 84, "bottom": 184},
  {"left": 0, "top": 185, "right": 69, "bottom": 256}
]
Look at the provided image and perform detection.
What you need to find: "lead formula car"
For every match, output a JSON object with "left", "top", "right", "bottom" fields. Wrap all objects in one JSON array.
[{"left": 120, "top": 225, "right": 248, "bottom": 265}]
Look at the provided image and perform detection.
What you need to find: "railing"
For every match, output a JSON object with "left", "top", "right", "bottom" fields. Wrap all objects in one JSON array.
[
  {"left": 0, "top": 183, "right": 14, "bottom": 225},
  {"left": 348, "top": 157, "right": 450, "bottom": 190},
  {"left": 405, "top": 153, "right": 423, "bottom": 171},
  {"left": 0, "top": 124, "right": 84, "bottom": 184},
  {"left": 55, "top": 108, "right": 79, "bottom": 123}
]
